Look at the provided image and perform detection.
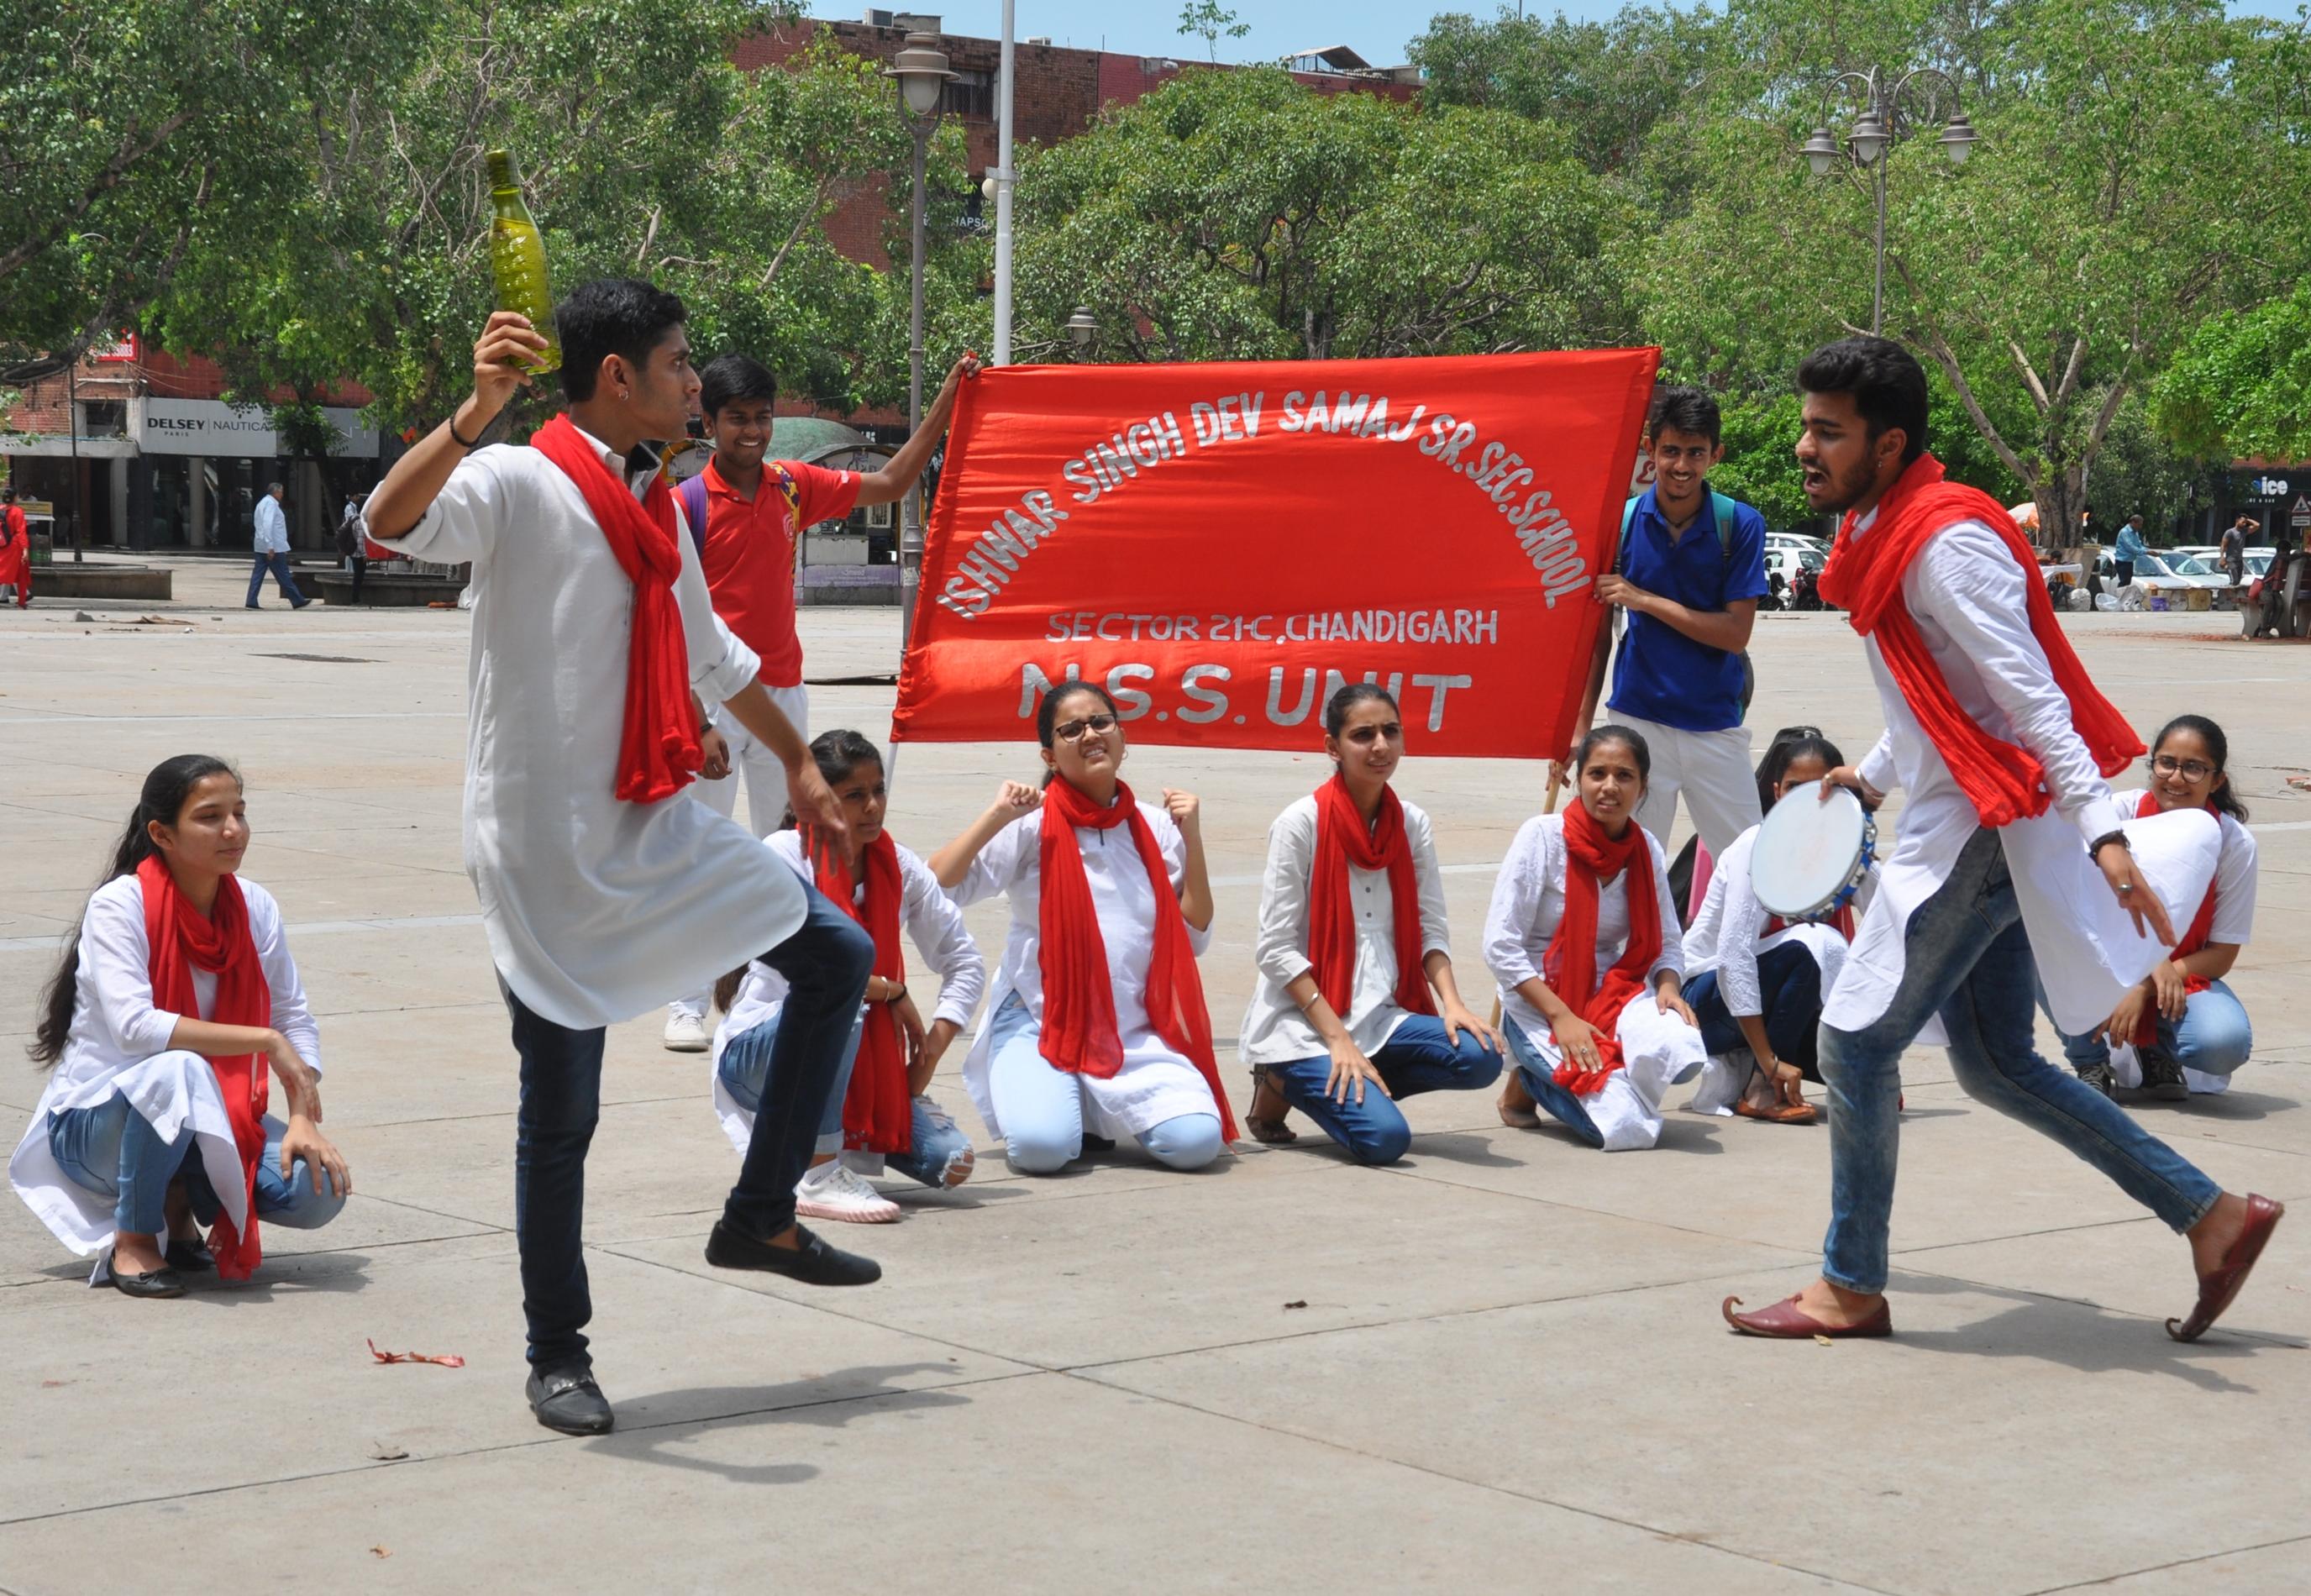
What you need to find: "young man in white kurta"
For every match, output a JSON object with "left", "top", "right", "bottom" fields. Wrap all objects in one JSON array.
[{"left": 362, "top": 290, "right": 877, "bottom": 1435}]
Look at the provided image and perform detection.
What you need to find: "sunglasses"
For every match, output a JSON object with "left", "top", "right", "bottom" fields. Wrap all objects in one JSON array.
[{"left": 1053, "top": 712, "right": 1119, "bottom": 743}]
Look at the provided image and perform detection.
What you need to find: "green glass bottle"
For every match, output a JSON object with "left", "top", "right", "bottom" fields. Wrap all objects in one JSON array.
[{"left": 486, "top": 150, "right": 561, "bottom": 374}]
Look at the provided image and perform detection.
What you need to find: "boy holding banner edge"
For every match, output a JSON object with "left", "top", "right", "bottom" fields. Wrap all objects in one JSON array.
[{"left": 1560, "top": 386, "right": 1769, "bottom": 860}]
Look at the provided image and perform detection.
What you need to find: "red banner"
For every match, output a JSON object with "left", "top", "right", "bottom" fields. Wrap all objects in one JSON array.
[{"left": 893, "top": 349, "right": 1660, "bottom": 759}]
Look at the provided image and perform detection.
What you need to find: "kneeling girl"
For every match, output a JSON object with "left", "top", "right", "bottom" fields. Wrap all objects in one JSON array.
[
  {"left": 932, "top": 682, "right": 1236, "bottom": 1173},
  {"left": 11, "top": 756, "right": 350, "bottom": 1297},
  {"left": 1486, "top": 726, "right": 1705, "bottom": 1151}
]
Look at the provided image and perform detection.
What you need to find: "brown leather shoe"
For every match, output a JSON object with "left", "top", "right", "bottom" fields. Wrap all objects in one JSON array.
[
  {"left": 1243, "top": 1064, "right": 1297, "bottom": 1146},
  {"left": 2168, "top": 1194, "right": 2284, "bottom": 1343},
  {"left": 1734, "top": 1098, "right": 1820, "bottom": 1126},
  {"left": 1721, "top": 1292, "right": 1892, "bottom": 1339}
]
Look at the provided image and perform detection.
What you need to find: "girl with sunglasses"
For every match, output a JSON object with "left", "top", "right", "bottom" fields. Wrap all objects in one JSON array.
[
  {"left": 931, "top": 682, "right": 1237, "bottom": 1173},
  {"left": 1485, "top": 725, "right": 1706, "bottom": 1151},
  {"left": 2056, "top": 715, "right": 2256, "bottom": 1100},
  {"left": 1239, "top": 683, "right": 1501, "bottom": 1163}
]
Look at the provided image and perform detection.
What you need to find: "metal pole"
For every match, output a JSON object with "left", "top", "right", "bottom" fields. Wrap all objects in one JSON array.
[
  {"left": 67, "top": 357, "right": 83, "bottom": 561},
  {"left": 1871, "top": 126, "right": 1888, "bottom": 337},
  {"left": 993, "top": 0, "right": 1016, "bottom": 365},
  {"left": 900, "top": 119, "right": 930, "bottom": 663}
]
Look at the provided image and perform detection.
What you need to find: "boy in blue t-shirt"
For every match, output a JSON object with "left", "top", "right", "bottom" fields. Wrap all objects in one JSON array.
[{"left": 1562, "top": 386, "right": 1772, "bottom": 858}]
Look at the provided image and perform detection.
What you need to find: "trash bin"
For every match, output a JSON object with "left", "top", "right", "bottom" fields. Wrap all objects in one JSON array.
[{"left": 29, "top": 529, "right": 53, "bottom": 566}]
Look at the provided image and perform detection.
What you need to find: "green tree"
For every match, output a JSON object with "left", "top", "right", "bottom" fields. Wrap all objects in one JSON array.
[
  {"left": 1006, "top": 68, "right": 1636, "bottom": 365},
  {"left": 2155, "top": 281, "right": 2311, "bottom": 463},
  {"left": 1177, "top": 2, "right": 1251, "bottom": 64}
]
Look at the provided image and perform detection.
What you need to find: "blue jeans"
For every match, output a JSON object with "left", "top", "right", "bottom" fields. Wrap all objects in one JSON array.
[
  {"left": 1819, "top": 828, "right": 2221, "bottom": 1295},
  {"left": 50, "top": 1099, "right": 344, "bottom": 1236},
  {"left": 722, "top": 1011, "right": 863, "bottom": 1159},
  {"left": 507, "top": 885, "right": 871, "bottom": 1369},
  {"left": 245, "top": 551, "right": 308, "bottom": 606},
  {"left": 1264, "top": 1015, "right": 1501, "bottom": 1165},
  {"left": 1502, "top": 1025, "right": 1605, "bottom": 1149},
  {"left": 2056, "top": 979, "right": 2253, "bottom": 1084},
  {"left": 986, "top": 994, "right": 1224, "bottom": 1173},
  {"left": 1683, "top": 941, "right": 1825, "bottom": 1079}
]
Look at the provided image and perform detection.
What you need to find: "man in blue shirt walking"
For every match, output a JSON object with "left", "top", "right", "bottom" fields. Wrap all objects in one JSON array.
[
  {"left": 1563, "top": 386, "right": 1771, "bottom": 858},
  {"left": 245, "top": 481, "right": 313, "bottom": 610}
]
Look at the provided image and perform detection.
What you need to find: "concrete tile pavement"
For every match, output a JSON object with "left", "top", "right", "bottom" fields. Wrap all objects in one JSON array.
[{"left": 1, "top": 556, "right": 2308, "bottom": 1593}]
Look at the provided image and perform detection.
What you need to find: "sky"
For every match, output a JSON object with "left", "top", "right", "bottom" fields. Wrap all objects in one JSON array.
[{"left": 816, "top": 0, "right": 2300, "bottom": 68}]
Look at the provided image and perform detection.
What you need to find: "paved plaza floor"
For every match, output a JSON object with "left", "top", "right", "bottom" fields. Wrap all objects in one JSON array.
[{"left": 3, "top": 556, "right": 2308, "bottom": 1593}]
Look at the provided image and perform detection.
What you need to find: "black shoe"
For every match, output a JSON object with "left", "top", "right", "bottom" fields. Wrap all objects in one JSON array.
[
  {"left": 108, "top": 1253, "right": 186, "bottom": 1299},
  {"left": 525, "top": 1364, "right": 614, "bottom": 1435},
  {"left": 291, "top": 598, "right": 313, "bottom": 609},
  {"left": 704, "top": 1221, "right": 881, "bottom": 1286},
  {"left": 1079, "top": 1131, "right": 1117, "bottom": 1155},
  {"left": 165, "top": 1237, "right": 216, "bottom": 1272},
  {"left": 2076, "top": 1059, "right": 2118, "bottom": 1101},
  {"left": 2139, "top": 1049, "right": 2191, "bottom": 1101}
]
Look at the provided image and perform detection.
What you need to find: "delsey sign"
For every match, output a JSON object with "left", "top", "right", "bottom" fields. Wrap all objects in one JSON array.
[{"left": 130, "top": 398, "right": 381, "bottom": 459}]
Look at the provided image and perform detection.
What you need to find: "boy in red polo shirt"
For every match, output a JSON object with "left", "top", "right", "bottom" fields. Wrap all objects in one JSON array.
[{"left": 664, "top": 350, "right": 976, "bottom": 1056}]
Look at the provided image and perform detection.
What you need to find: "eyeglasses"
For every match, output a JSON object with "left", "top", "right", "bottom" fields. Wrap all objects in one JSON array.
[
  {"left": 2151, "top": 754, "right": 2214, "bottom": 782},
  {"left": 1053, "top": 712, "right": 1119, "bottom": 743}
]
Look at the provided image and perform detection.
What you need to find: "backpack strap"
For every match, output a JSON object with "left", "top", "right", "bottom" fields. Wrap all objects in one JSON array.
[{"left": 1708, "top": 488, "right": 1739, "bottom": 560}]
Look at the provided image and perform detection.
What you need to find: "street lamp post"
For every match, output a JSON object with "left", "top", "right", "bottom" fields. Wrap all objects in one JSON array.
[
  {"left": 884, "top": 31, "right": 953, "bottom": 657},
  {"left": 1064, "top": 307, "right": 1097, "bottom": 357},
  {"left": 1798, "top": 68, "right": 1978, "bottom": 335}
]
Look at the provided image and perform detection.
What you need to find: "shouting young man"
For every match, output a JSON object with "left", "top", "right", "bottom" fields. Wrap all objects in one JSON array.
[
  {"left": 1563, "top": 385, "right": 1770, "bottom": 859},
  {"left": 362, "top": 281, "right": 885, "bottom": 1437},
  {"left": 660, "top": 349, "right": 975, "bottom": 1060},
  {"left": 1722, "top": 337, "right": 2279, "bottom": 1345}
]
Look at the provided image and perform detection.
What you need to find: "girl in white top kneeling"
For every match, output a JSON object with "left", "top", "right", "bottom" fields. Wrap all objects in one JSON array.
[
  {"left": 712, "top": 731, "right": 986, "bottom": 1223},
  {"left": 11, "top": 756, "right": 350, "bottom": 1298},
  {"left": 931, "top": 681, "right": 1237, "bottom": 1173},
  {"left": 1239, "top": 683, "right": 1501, "bottom": 1164},
  {"left": 1486, "top": 726, "right": 1706, "bottom": 1152},
  {"left": 1681, "top": 728, "right": 1862, "bottom": 1126}
]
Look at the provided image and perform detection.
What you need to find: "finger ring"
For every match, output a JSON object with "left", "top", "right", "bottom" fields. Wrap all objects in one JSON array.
[{"left": 2119, "top": 883, "right": 2134, "bottom": 894}]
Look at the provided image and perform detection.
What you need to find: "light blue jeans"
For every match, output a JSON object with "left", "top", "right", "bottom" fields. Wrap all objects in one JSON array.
[
  {"left": 720, "top": 1011, "right": 975, "bottom": 1186},
  {"left": 1265, "top": 1015, "right": 1502, "bottom": 1165},
  {"left": 2056, "top": 979, "right": 2253, "bottom": 1084},
  {"left": 50, "top": 1099, "right": 345, "bottom": 1236},
  {"left": 987, "top": 994, "right": 1224, "bottom": 1173},
  {"left": 1819, "top": 829, "right": 2221, "bottom": 1295}
]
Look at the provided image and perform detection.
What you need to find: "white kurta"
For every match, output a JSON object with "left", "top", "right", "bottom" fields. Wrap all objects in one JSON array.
[
  {"left": 10, "top": 874, "right": 320, "bottom": 1263},
  {"left": 369, "top": 428, "right": 805, "bottom": 1028},
  {"left": 1482, "top": 813, "right": 1703, "bottom": 1150},
  {"left": 1238, "top": 795, "right": 1451, "bottom": 1066},
  {"left": 1680, "top": 822, "right": 1854, "bottom": 1115},
  {"left": 953, "top": 801, "right": 1216, "bottom": 1141},
  {"left": 711, "top": 830, "right": 986, "bottom": 1152},
  {"left": 1824, "top": 517, "right": 2216, "bottom": 1037},
  {"left": 2098, "top": 790, "right": 2257, "bottom": 1095}
]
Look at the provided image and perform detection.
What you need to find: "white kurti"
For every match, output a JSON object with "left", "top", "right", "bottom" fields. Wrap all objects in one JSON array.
[
  {"left": 2098, "top": 790, "right": 2257, "bottom": 1095},
  {"left": 1483, "top": 813, "right": 1703, "bottom": 1150},
  {"left": 9, "top": 874, "right": 320, "bottom": 1262},
  {"left": 368, "top": 428, "right": 805, "bottom": 1028},
  {"left": 1823, "top": 517, "right": 2215, "bottom": 1036},
  {"left": 953, "top": 801, "right": 1216, "bottom": 1141},
  {"left": 1238, "top": 795, "right": 1451, "bottom": 1066},
  {"left": 711, "top": 830, "right": 986, "bottom": 1152},
  {"left": 1679, "top": 822, "right": 1854, "bottom": 1115}
]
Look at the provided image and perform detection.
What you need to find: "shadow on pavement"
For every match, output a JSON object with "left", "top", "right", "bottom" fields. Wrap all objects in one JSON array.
[{"left": 585, "top": 1362, "right": 975, "bottom": 1481}]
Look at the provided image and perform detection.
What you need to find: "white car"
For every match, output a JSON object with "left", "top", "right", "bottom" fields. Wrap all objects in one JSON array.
[
  {"left": 1762, "top": 543, "right": 1825, "bottom": 595},
  {"left": 1765, "top": 530, "right": 1826, "bottom": 555},
  {"left": 2093, "top": 552, "right": 2213, "bottom": 598}
]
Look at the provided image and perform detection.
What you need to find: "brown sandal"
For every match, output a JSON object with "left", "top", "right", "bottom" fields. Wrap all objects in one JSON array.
[{"left": 1245, "top": 1064, "right": 1297, "bottom": 1145}]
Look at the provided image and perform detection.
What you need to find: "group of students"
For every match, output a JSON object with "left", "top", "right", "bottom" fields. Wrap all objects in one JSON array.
[{"left": 8, "top": 281, "right": 2285, "bottom": 1438}]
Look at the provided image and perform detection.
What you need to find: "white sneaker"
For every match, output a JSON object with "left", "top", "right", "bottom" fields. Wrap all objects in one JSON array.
[
  {"left": 661, "top": 1011, "right": 710, "bottom": 1053},
  {"left": 794, "top": 1161, "right": 901, "bottom": 1224}
]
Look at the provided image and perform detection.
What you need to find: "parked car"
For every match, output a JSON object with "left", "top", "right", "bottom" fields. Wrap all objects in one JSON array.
[
  {"left": 1763, "top": 543, "right": 1825, "bottom": 594},
  {"left": 2093, "top": 552, "right": 2219, "bottom": 598},
  {"left": 1765, "top": 530, "right": 1828, "bottom": 555},
  {"left": 2246, "top": 547, "right": 2275, "bottom": 578}
]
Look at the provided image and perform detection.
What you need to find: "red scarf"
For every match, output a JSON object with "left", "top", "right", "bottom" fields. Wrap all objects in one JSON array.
[
  {"left": 530, "top": 414, "right": 701, "bottom": 803},
  {"left": 1817, "top": 454, "right": 2142, "bottom": 827},
  {"left": 1308, "top": 774, "right": 1436, "bottom": 1021},
  {"left": 1036, "top": 778, "right": 1238, "bottom": 1142},
  {"left": 1545, "top": 802, "right": 1662, "bottom": 1097},
  {"left": 137, "top": 856, "right": 270, "bottom": 1280},
  {"left": 808, "top": 827, "right": 913, "bottom": 1155},
  {"left": 2131, "top": 790, "right": 2218, "bottom": 1047}
]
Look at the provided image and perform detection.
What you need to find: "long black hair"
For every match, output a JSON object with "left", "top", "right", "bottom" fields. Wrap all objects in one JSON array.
[
  {"left": 1574, "top": 723, "right": 1651, "bottom": 786},
  {"left": 2151, "top": 714, "right": 2248, "bottom": 823},
  {"left": 31, "top": 755, "right": 239, "bottom": 1067},
  {"left": 1036, "top": 680, "right": 1120, "bottom": 789},
  {"left": 1754, "top": 725, "right": 1846, "bottom": 815},
  {"left": 717, "top": 730, "right": 887, "bottom": 1014}
]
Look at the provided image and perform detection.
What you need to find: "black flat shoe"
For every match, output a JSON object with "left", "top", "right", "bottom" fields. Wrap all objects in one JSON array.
[
  {"left": 109, "top": 1255, "right": 186, "bottom": 1299},
  {"left": 526, "top": 1365, "right": 614, "bottom": 1435},
  {"left": 165, "top": 1238, "right": 216, "bottom": 1272},
  {"left": 1078, "top": 1131, "right": 1117, "bottom": 1156},
  {"left": 2140, "top": 1049, "right": 2191, "bottom": 1102},
  {"left": 704, "top": 1221, "right": 881, "bottom": 1286}
]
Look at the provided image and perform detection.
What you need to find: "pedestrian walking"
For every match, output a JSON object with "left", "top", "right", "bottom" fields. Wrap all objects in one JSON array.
[
  {"left": 334, "top": 491, "right": 369, "bottom": 604},
  {"left": 1, "top": 486, "right": 29, "bottom": 609},
  {"left": 244, "top": 483, "right": 311, "bottom": 610}
]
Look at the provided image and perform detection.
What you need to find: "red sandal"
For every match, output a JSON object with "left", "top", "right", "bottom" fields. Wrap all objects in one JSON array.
[
  {"left": 2168, "top": 1194, "right": 2284, "bottom": 1343},
  {"left": 1722, "top": 1292, "right": 1892, "bottom": 1339}
]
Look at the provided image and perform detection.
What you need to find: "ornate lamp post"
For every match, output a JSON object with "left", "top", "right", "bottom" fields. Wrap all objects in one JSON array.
[
  {"left": 1064, "top": 307, "right": 1097, "bottom": 357},
  {"left": 1798, "top": 68, "right": 1979, "bottom": 334},
  {"left": 884, "top": 31, "right": 953, "bottom": 648}
]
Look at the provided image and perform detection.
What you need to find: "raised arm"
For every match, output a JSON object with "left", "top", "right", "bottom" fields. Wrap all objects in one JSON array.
[
  {"left": 364, "top": 312, "right": 549, "bottom": 542},
  {"left": 855, "top": 354, "right": 981, "bottom": 507},
  {"left": 930, "top": 781, "right": 1042, "bottom": 893}
]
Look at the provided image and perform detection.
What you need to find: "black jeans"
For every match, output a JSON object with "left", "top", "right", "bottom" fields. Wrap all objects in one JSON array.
[
  {"left": 1682, "top": 939, "right": 1826, "bottom": 1080},
  {"left": 505, "top": 884, "right": 874, "bottom": 1369}
]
